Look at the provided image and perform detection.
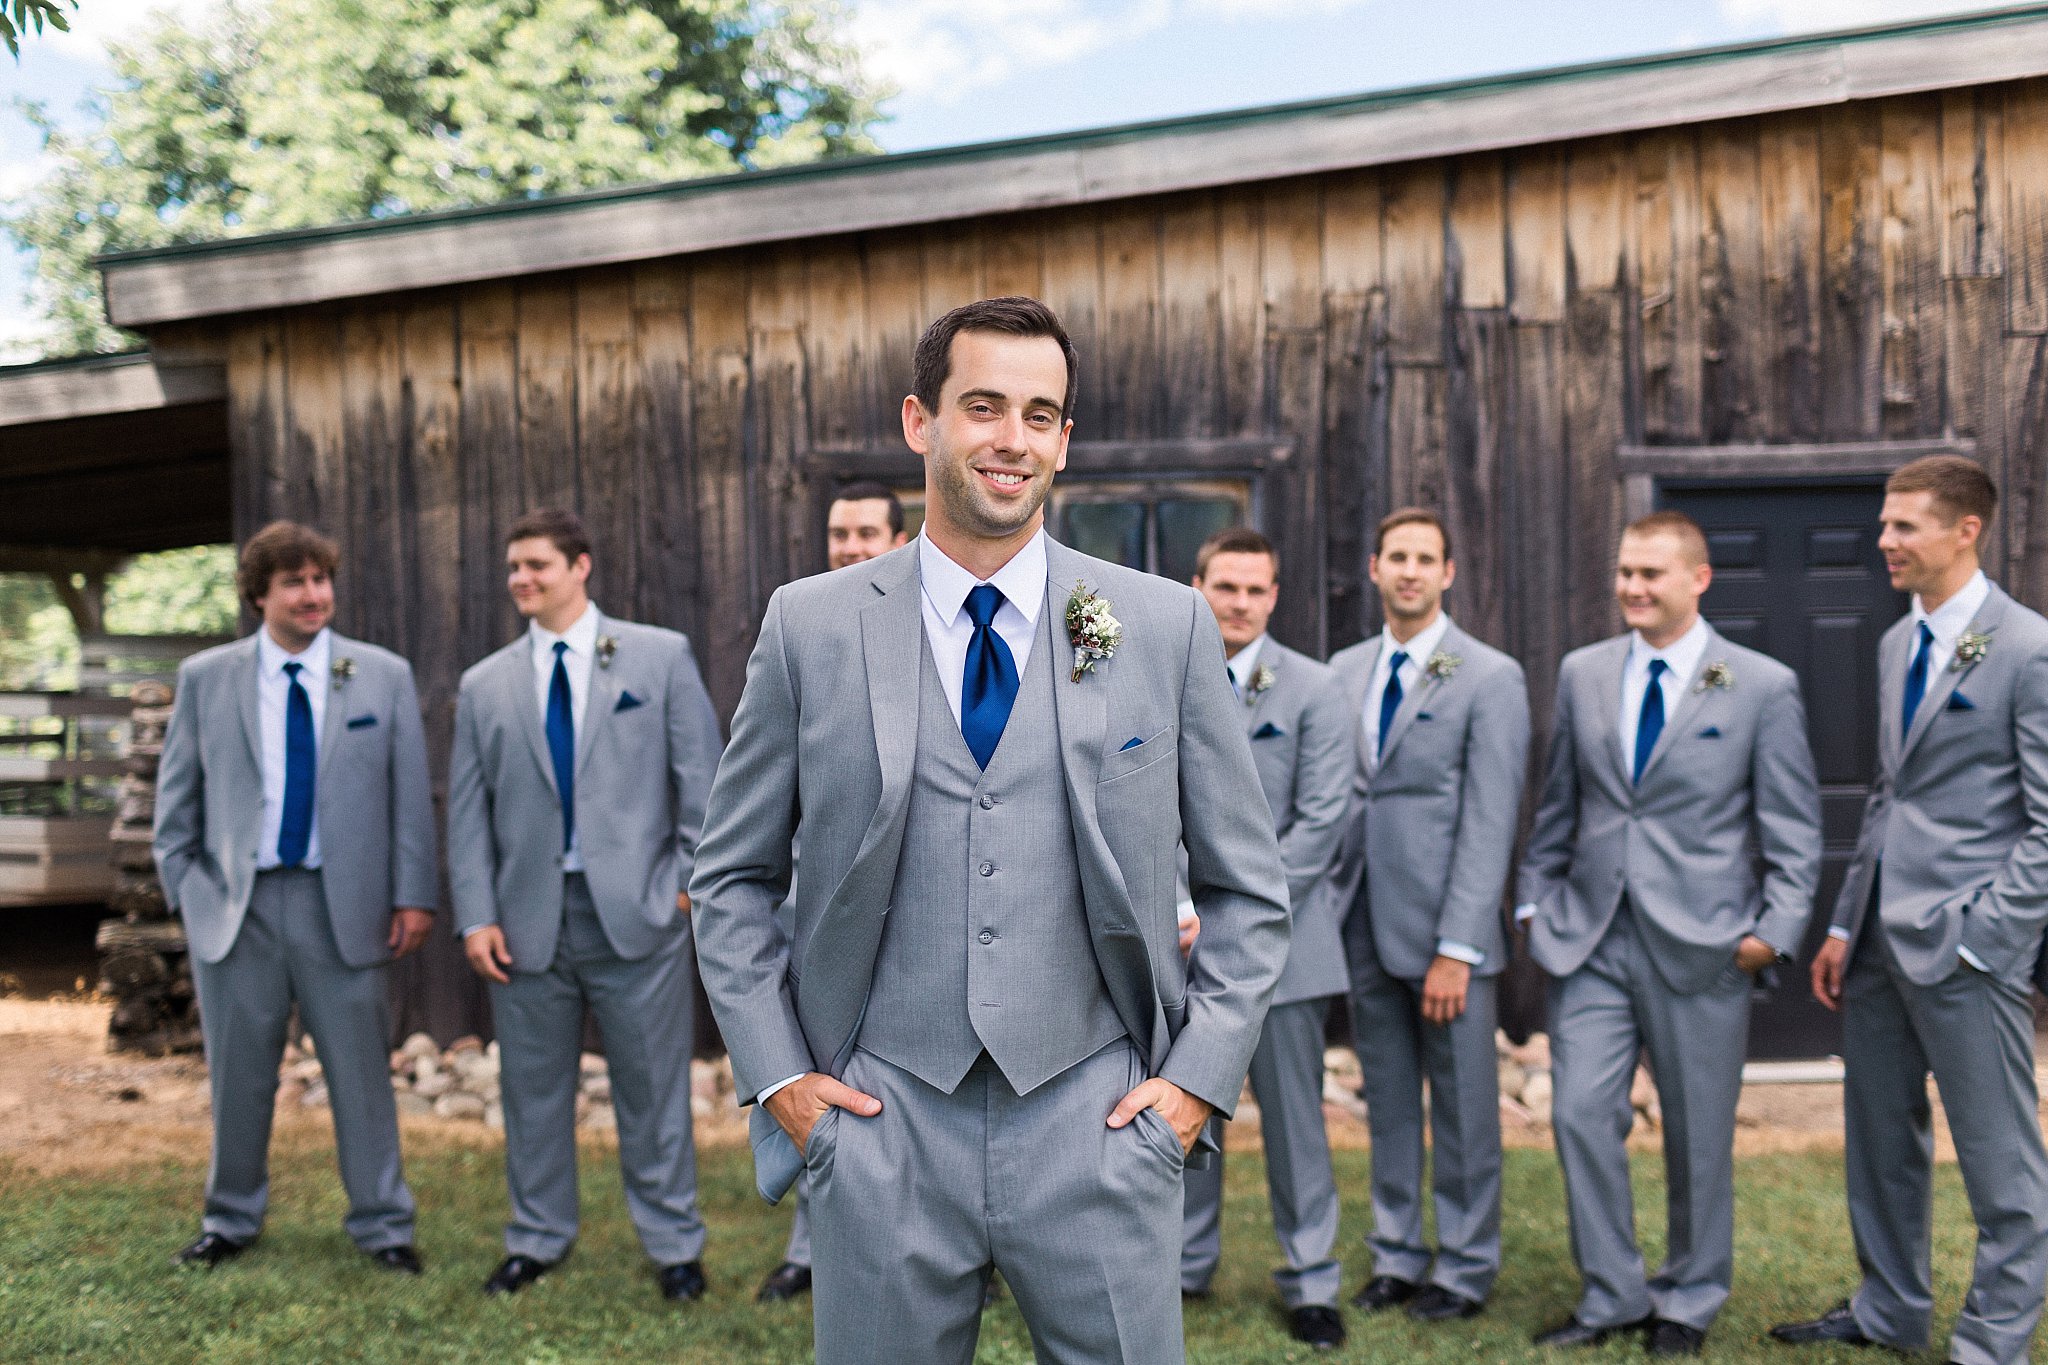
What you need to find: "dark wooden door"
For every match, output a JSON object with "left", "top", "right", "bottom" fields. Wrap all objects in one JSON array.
[{"left": 1660, "top": 482, "right": 1905, "bottom": 1061}]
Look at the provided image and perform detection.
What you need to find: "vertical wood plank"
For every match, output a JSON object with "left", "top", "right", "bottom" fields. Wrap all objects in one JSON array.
[
  {"left": 1760, "top": 113, "right": 1823, "bottom": 441},
  {"left": 1507, "top": 149, "right": 1567, "bottom": 326},
  {"left": 1039, "top": 210, "right": 1104, "bottom": 434},
  {"left": 749, "top": 247, "right": 811, "bottom": 598},
  {"left": 804, "top": 238, "right": 870, "bottom": 454},
  {"left": 1941, "top": 89, "right": 2004, "bottom": 278},
  {"left": 1098, "top": 200, "right": 1163, "bottom": 439},
  {"left": 2007, "top": 335, "right": 2048, "bottom": 606},
  {"left": 1218, "top": 190, "right": 1264, "bottom": 436},
  {"left": 1819, "top": 104, "right": 1884, "bottom": 439},
  {"left": 1563, "top": 136, "right": 1628, "bottom": 646},
  {"left": 1445, "top": 309, "right": 1509, "bottom": 645},
  {"left": 1635, "top": 130, "right": 1703, "bottom": 441},
  {"left": 1322, "top": 288, "right": 1386, "bottom": 650},
  {"left": 515, "top": 279, "right": 580, "bottom": 509},
  {"left": 979, "top": 213, "right": 1047, "bottom": 303},
  {"left": 340, "top": 307, "right": 405, "bottom": 648},
  {"left": 1880, "top": 95, "right": 1945, "bottom": 438},
  {"left": 397, "top": 296, "right": 462, "bottom": 760},
  {"left": 630, "top": 260, "right": 702, "bottom": 642},
  {"left": 456, "top": 283, "right": 520, "bottom": 656},
  {"left": 1160, "top": 193, "right": 1223, "bottom": 438},
  {"left": 687, "top": 262, "right": 755, "bottom": 716},
  {"left": 575, "top": 273, "right": 642, "bottom": 609},
  {"left": 2005, "top": 80, "right": 2048, "bottom": 334},
  {"left": 1262, "top": 178, "right": 1326, "bottom": 652},
  {"left": 1700, "top": 120, "right": 1767, "bottom": 443},
  {"left": 1946, "top": 277, "right": 2009, "bottom": 570},
  {"left": 1383, "top": 161, "right": 1447, "bottom": 365},
  {"left": 226, "top": 320, "right": 288, "bottom": 539},
  {"left": 921, "top": 225, "right": 982, "bottom": 319},
  {"left": 1449, "top": 153, "right": 1507, "bottom": 310},
  {"left": 862, "top": 231, "right": 926, "bottom": 443},
  {"left": 1389, "top": 366, "right": 1447, "bottom": 514},
  {"left": 1507, "top": 320, "right": 1568, "bottom": 712}
]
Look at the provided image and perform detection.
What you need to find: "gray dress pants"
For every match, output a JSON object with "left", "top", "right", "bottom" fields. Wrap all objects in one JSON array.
[
  {"left": 488, "top": 873, "right": 704, "bottom": 1267},
  {"left": 188, "top": 867, "right": 414, "bottom": 1250}
]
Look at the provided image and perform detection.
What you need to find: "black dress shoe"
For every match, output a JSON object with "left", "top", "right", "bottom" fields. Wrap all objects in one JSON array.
[
  {"left": 1350, "top": 1274, "right": 1420, "bottom": 1312},
  {"left": 1767, "top": 1301, "right": 1881, "bottom": 1347},
  {"left": 1288, "top": 1305, "right": 1347, "bottom": 1350},
  {"left": 658, "top": 1260, "right": 706, "bottom": 1302},
  {"left": 367, "top": 1245, "right": 423, "bottom": 1275},
  {"left": 756, "top": 1261, "right": 812, "bottom": 1302},
  {"left": 172, "top": 1232, "right": 246, "bottom": 1268},
  {"left": 1408, "top": 1284, "right": 1484, "bottom": 1321},
  {"left": 1532, "top": 1314, "right": 1652, "bottom": 1348},
  {"left": 481, "top": 1254, "right": 555, "bottom": 1296},
  {"left": 1647, "top": 1319, "right": 1707, "bottom": 1356}
]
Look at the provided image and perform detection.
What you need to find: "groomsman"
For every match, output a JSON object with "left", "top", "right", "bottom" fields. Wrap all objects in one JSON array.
[
  {"left": 154, "top": 521, "right": 436, "bottom": 1271},
  {"left": 1518, "top": 510, "right": 1821, "bottom": 1356},
  {"left": 449, "top": 509, "right": 724, "bottom": 1302},
  {"left": 1177, "top": 529, "right": 1352, "bottom": 1351},
  {"left": 1772, "top": 456, "right": 2048, "bottom": 1365},
  {"left": 1326, "top": 508, "right": 1528, "bottom": 1325},
  {"left": 757, "top": 482, "right": 911, "bottom": 1305}
]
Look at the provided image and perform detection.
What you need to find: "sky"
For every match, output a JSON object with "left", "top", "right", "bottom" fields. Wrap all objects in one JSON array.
[{"left": 0, "top": 0, "right": 2005, "bottom": 360}]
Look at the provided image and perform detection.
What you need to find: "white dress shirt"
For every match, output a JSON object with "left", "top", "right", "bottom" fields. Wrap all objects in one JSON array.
[
  {"left": 1225, "top": 634, "right": 1267, "bottom": 699},
  {"left": 1826, "top": 570, "right": 1993, "bottom": 966},
  {"left": 256, "top": 626, "right": 330, "bottom": 870},
  {"left": 530, "top": 601, "right": 600, "bottom": 874},
  {"left": 918, "top": 530, "right": 1045, "bottom": 725}
]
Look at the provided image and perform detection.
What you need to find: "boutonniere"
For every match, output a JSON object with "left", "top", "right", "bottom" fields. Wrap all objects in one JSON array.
[
  {"left": 1952, "top": 631, "right": 1991, "bottom": 670},
  {"left": 1244, "top": 661, "right": 1276, "bottom": 706},
  {"left": 330, "top": 657, "right": 355, "bottom": 689},
  {"left": 1424, "top": 651, "right": 1461, "bottom": 681},
  {"left": 596, "top": 634, "right": 618, "bottom": 669},
  {"left": 1064, "top": 583, "right": 1122, "bottom": 681},
  {"left": 1696, "top": 660, "right": 1735, "bottom": 692}
]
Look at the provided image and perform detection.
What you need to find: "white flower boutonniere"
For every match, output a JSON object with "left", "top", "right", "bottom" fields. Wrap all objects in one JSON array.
[
  {"left": 596, "top": 634, "right": 619, "bottom": 669},
  {"left": 331, "top": 657, "right": 356, "bottom": 690},
  {"left": 1425, "top": 651, "right": 1461, "bottom": 682},
  {"left": 1953, "top": 631, "right": 1991, "bottom": 671},
  {"left": 1244, "top": 662, "right": 1276, "bottom": 706},
  {"left": 1065, "top": 583, "right": 1122, "bottom": 682},
  {"left": 1697, "top": 660, "right": 1735, "bottom": 693}
]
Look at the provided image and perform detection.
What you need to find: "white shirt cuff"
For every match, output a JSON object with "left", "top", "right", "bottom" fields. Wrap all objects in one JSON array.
[
  {"left": 1176, "top": 898, "right": 1198, "bottom": 926},
  {"left": 1827, "top": 926, "right": 1851, "bottom": 941},
  {"left": 461, "top": 923, "right": 494, "bottom": 939},
  {"left": 1435, "top": 938, "right": 1486, "bottom": 965},
  {"left": 757, "top": 1073, "right": 807, "bottom": 1105},
  {"left": 1513, "top": 903, "right": 1537, "bottom": 926},
  {"left": 1959, "top": 944, "right": 1990, "bottom": 972}
]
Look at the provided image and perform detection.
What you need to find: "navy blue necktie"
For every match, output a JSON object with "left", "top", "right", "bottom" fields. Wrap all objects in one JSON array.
[
  {"left": 277, "top": 661, "right": 316, "bottom": 866},
  {"left": 1632, "top": 657, "right": 1669, "bottom": 785},
  {"left": 546, "top": 640, "right": 576, "bottom": 852},
  {"left": 1901, "top": 620, "right": 1935, "bottom": 738},
  {"left": 1376, "top": 650, "right": 1410, "bottom": 758},
  {"left": 960, "top": 584, "right": 1019, "bottom": 769}
]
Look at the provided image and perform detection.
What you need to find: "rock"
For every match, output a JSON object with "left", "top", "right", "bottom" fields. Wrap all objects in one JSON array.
[
  {"left": 486, "top": 1040, "right": 500, "bottom": 1063},
  {"left": 1522, "top": 1070, "right": 1553, "bottom": 1123},
  {"left": 581, "top": 1104, "right": 616, "bottom": 1131},
  {"left": 1508, "top": 1033, "right": 1551, "bottom": 1070},
  {"left": 288, "top": 1059, "right": 324, "bottom": 1084},
  {"left": 579, "top": 1053, "right": 608, "bottom": 1078},
  {"left": 447, "top": 1035, "right": 484, "bottom": 1056},
  {"left": 300, "top": 1081, "right": 330, "bottom": 1108},
  {"left": 434, "top": 1092, "right": 486, "bottom": 1121},
  {"left": 1498, "top": 1059, "right": 1527, "bottom": 1102},
  {"left": 414, "top": 1054, "right": 440, "bottom": 1084},
  {"left": 396, "top": 1092, "right": 433, "bottom": 1118},
  {"left": 583, "top": 1074, "right": 611, "bottom": 1103},
  {"left": 485, "top": 1102, "right": 504, "bottom": 1131},
  {"left": 1629, "top": 1066, "right": 1656, "bottom": 1113},
  {"left": 1322, "top": 1076, "right": 1367, "bottom": 1120},
  {"left": 413, "top": 1069, "right": 453, "bottom": 1099},
  {"left": 401, "top": 1033, "right": 440, "bottom": 1063}
]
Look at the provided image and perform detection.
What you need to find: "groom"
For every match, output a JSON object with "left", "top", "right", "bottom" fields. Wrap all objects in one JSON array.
[{"left": 691, "top": 295, "right": 1290, "bottom": 1364}]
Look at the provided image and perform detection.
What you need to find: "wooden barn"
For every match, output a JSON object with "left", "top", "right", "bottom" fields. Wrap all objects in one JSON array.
[{"left": 11, "top": 4, "right": 2048, "bottom": 1055}]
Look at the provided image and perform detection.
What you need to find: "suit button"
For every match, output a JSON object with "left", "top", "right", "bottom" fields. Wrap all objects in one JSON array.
[
  {"left": 978, "top": 862, "right": 995, "bottom": 877},
  {"left": 979, "top": 794, "right": 995, "bottom": 810},
  {"left": 979, "top": 930, "right": 995, "bottom": 945}
]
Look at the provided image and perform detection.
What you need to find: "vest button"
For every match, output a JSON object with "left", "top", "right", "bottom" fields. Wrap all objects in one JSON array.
[
  {"left": 979, "top": 930, "right": 994, "bottom": 945},
  {"left": 978, "top": 862, "right": 995, "bottom": 877},
  {"left": 979, "top": 794, "right": 995, "bottom": 810}
]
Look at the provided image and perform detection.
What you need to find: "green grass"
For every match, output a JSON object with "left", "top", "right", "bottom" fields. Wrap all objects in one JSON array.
[{"left": 0, "top": 1135, "right": 2010, "bottom": 1363}]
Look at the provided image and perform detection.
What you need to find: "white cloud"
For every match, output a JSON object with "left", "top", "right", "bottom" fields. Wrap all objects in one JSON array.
[
  {"left": 850, "top": 0, "right": 1189, "bottom": 104},
  {"left": 31, "top": 0, "right": 244, "bottom": 60},
  {"left": 1717, "top": 0, "right": 1996, "bottom": 31}
]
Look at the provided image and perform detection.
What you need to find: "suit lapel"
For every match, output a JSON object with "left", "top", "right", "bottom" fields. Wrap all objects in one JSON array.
[
  {"left": 318, "top": 634, "right": 350, "bottom": 769},
  {"left": 1635, "top": 626, "right": 1723, "bottom": 786},
  {"left": 1592, "top": 636, "right": 1631, "bottom": 789},
  {"left": 1241, "top": 645, "right": 1276, "bottom": 735},
  {"left": 1045, "top": 545, "right": 1111, "bottom": 842},
  {"left": 1878, "top": 618, "right": 1908, "bottom": 774},
  {"left": 1344, "top": 636, "right": 1383, "bottom": 774},
  {"left": 1374, "top": 621, "right": 1457, "bottom": 775},
  {"left": 234, "top": 635, "right": 263, "bottom": 772},
  {"left": 1900, "top": 587, "right": 2007, "bottom": 765},
  {"left": 575, "top": 615, "right": 621, "bottom": 779},
  {"left": 501, "top": 639, "right": 559, "bottom": 798}
]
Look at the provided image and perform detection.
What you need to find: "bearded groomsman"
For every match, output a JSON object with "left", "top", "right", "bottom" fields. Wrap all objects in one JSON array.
[
  {"left": 449, "top": 508, "right": 724, "bottom": 1303},
  {"left": 1323, "top": 508, "right": 1528, "bottom": 1326},
  {"left": 1177, "top": 528, "right": 1352, "bottom": 1351},
  {"left": 154, "top": 520, "right": 436, "bottom": 1271},
  {"left": 1771, "top": 457, "right": 2048, "bottom": 1365},
  {"left": 1519, "top": 510, "right": 1821, "bottom": 1356}
]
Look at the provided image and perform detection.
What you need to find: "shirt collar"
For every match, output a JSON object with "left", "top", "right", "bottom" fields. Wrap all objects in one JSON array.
[
  {"left": 1225, "top": 634, "right": 1268, "bottom": 690},
  {"left": 530, "top": 601, "right": 601, "bottom": 659},
  {"left": 258, "top": 625, "right": 331, "bottom": 680},
  {"left": 918, "top": 529, "right": 1047, "bottom": 628},
  {"left": 1629, "top": 615, "right": 1712, "bottom": 684},
  {"left": 1379, "top": 611, "right": 1452, "bottom": 671},
  {"left": 1911, "top": 569, "right": 1990, "bottom": 647}
]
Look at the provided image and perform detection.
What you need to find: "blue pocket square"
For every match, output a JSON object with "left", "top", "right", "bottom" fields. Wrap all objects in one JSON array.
[
  {"left": 1698, "top": 726, "right": 1722, "bottom": 738},
  {"left": 1415, "top": 711, "right": 1434, "bottom": 721},
  {"left": 345, "top": 714, "right": 377, "bottom": 730},
  {"left": 1252, "top": 721, "right": 1284, "bottom": 739},
  {"left": 1947, "top": 693, "right": 1976, "bottom": 712},
  {"left": 1119, "top": 736, "right": 1144, "bottom": 752},
  {"left": 615, "top": 691, "right": 644, "bottom": 713}
]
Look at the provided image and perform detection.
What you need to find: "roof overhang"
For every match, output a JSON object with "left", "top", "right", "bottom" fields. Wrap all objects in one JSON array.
[{"left": 97, "top": 4, "right": 2048, "bottom": 329}]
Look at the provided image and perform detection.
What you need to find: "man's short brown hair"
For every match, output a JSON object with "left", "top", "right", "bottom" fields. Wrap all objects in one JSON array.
[
  {"left": 506, "top": 508, "right": 592, "bottom": 566},
  {"left": 912, "top": 296, "right": 1078, "bottom": 423},
  {"left": 831, "top": 480, "right": 905, "bottom": 536},
  {"left": 1193, "top": 527, "right": 1278, "bottom": 581},
  {"left": 1374, "top": 508, "right": 1452, "bottom": 561},
  {"left": 1623, "top": 509, "right": 1711, "bottom": 566},
  {"left": 1887, "top": 455, "right": 1997, "bottom": 525},
  {"left": 237, "top": 521, "right": 339, "bottom": 612}
]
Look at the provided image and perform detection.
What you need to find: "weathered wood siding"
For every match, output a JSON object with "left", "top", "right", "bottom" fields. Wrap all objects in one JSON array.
[{"left": 221, "top": 81, "right": 2048, "bottom": 1043}]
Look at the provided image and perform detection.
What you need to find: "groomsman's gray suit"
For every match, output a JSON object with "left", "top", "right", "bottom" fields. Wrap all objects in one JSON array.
[
  {"left": 1829, "top": 579, "right": 2048, "bottom": 1365},
  {"left": 1518, "top": 624, "right": 1820, "bottom": 1332},
  {"left": 154, "top": 629, "right": 436, "bottom": 1250},
  {"left": 1325, "top": 616, "right": 1528, "bottom": 1303},
  {"left": 1180, "top": 636, "right": 1352, "bottom": 1307},
  {"left": 692, "top": 535, "right": 1290, "bottom": 1365},
  {"left": 448, "top": 610, "right": 723, "bottom": 1269}
]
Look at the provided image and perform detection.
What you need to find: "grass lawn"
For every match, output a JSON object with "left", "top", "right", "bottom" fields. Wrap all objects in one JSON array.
[{"left": 0, "top": 1133, "right": 2006, "bottom": 1363}]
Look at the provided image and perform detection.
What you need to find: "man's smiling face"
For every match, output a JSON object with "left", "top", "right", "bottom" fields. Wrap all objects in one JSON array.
[{"left": 906, "top": 329, "right": 1071, "bottom": 546}]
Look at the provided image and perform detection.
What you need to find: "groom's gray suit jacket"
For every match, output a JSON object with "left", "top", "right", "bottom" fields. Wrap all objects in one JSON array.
[
  {"left": 1517, "top": 626, "right": 1821, "bottom": 992},
  {"left": 447, "top": 614, "right": 723, "bottom": 969},
  {"left": 691, "top": 537, "right": 1291, "bottom": 1119},
  {"left": 154, "top": 631, "right": 439, "bottom": 967},
  {"left": 1831, "top": 582, "right": 2048, "bottom": 987}
]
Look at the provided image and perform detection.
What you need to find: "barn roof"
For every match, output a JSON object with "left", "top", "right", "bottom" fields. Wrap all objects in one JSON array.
[{"left": 97, "top": 3, "right": 2048, "bottom": 329}]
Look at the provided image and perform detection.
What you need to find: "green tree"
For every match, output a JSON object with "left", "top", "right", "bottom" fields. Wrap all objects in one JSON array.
[
  {"left": 8, "top": 0, "right": 885, "bottom": 353},
  {"left": 3, "top": 0, "right": 74, "bottom": 59}
]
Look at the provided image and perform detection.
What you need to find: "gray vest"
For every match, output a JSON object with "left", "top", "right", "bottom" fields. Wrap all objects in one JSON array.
[{"left": 860, "top": 600, "right": 1127, "bottom": 1096}]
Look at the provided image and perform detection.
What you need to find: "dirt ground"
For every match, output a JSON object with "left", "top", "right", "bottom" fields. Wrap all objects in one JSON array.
[{"left": 0, "top": 995, "right": 1884, "bottom": 1182}]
